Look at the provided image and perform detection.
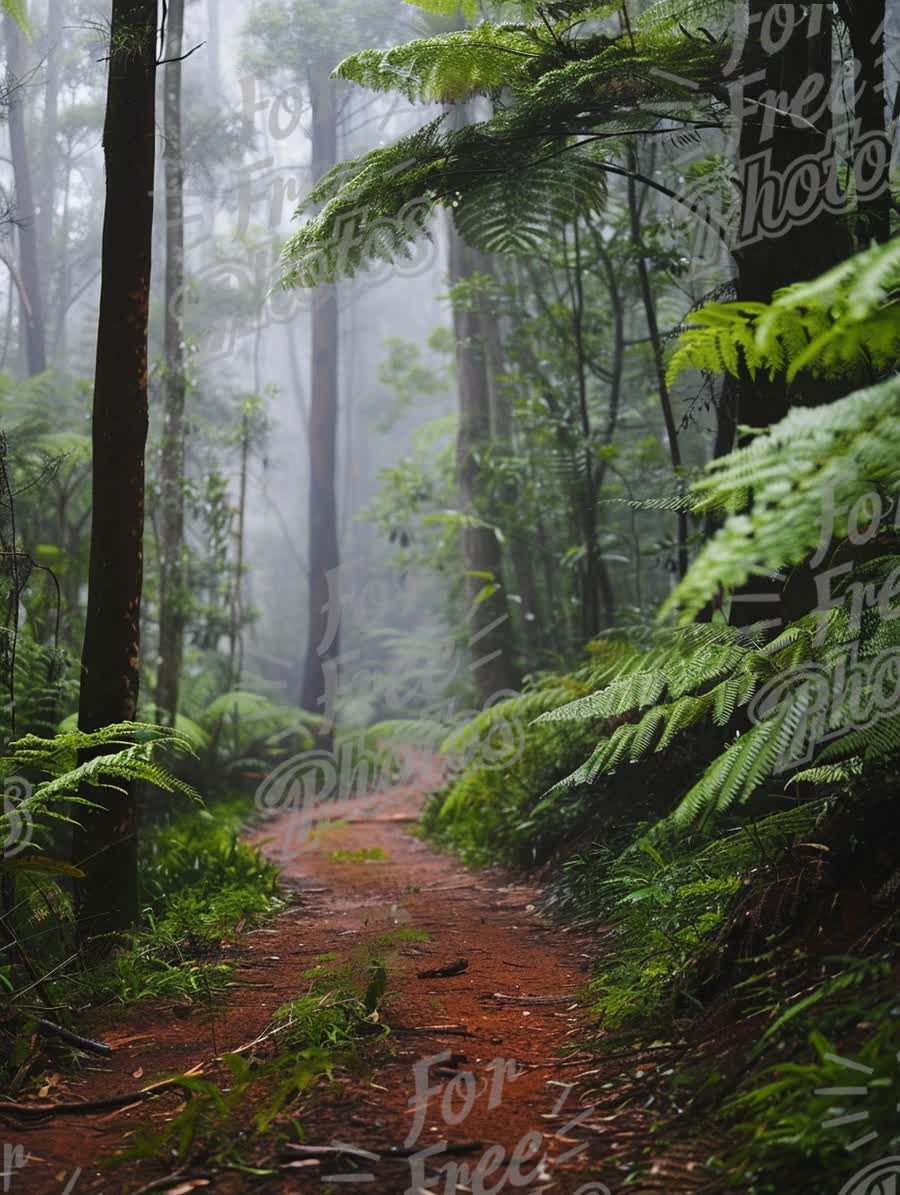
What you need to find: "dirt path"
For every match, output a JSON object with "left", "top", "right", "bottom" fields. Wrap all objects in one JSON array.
[{"left": 7, "top": 787, "right": 620, "bottom": 1195}]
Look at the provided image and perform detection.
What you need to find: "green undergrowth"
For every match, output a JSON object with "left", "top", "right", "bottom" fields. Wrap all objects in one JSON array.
[
  {"left": 1, "top": 797, "right": 283, "bottom": 1089},
  {"left": 425, "top": 660, "right": 900, "bottom": 1193},
  {"left": 117, "top": 927, "right": 425, "bottom": 1173},
  {"left": 82, "top": 799, "right": 283, "bottom": 1006}
]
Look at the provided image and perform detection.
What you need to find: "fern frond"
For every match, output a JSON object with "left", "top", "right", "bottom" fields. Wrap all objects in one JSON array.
[
  {"left": 663, "top": 376, "right": 900, "bottom": 622},
  {"left": 670, "top": 241, "right": 900, "bottom": 386},
  {"left": 283, "top": 21, "right": 726, "bottom": 284},
  {"left": 336, "top": 24, "right": 545, "bottom": 104}
]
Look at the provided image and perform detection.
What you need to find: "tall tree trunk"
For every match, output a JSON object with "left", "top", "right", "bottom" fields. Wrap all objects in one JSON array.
[
  {"left": 478, "top": 258, "right": 542, "bottom": 654},
  {"left": 5, "top": 6, "right": 47, "bottom": 376},
  {"left": 448, "top": 223, "right": 519, "bottom": 701},
  {"left": 299, "top": 63, "right": 340, "bottom": 743},
  {"left": 207, "top": 0, "right": 222, "bottom": 95},
  {"left": 228, "top": 410, "right": 250, "bottom": 691},
  {"left": 72, "top": 0, "right": 158, "bottom": 942},
  {"left": 627, "top": 155, "right": 688, "bottom": 581},
  {"left": 836, "top": 0, "right": 892, "bottom": 244},
  {"left": 38, "top": 0, "right": 62, "bottom": 333},
  {"left": 734, "top": 0, "right": 849, "bottom": 429},
  {"left": 156, "top": 0, "right": 187, "bottom": 729},
  {"left": 728, "top": 1, "right": 851, "bottom": 633},
  {"left": 567, "top": 221, "right": 616, "bottom": 628}
]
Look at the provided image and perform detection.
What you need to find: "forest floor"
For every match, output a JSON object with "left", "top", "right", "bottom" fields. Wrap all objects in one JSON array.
[{"left": 5, "top": 780, "right": 687, "bottom": 1195}]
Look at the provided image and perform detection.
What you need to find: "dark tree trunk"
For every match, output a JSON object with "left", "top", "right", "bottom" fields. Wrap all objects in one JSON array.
[
  {"left": 836, "top": 0, "right": 892, "bottom": 244},
  {"left": 156, "top": 0, "right": 187, "bottom": 729},
  {"left": 5, "top": 7, "right": 47, "bottom": 376},
  {"left": 729, "top": 1, "right": 850, "bottom": 632},
  {"left": 299, "top": 63, "right": 340, "bottom": 744},
  {"left": 73, "top": 0, "right": 158, "bottom": 942},
  {"left": 734, "top": 1, "right": 849, "bottom": 429}
]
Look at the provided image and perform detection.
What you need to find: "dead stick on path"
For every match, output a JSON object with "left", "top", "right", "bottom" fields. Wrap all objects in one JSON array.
[
  {"left": 130, "top": 1171, "right": 214, "bottom": 1195},
  {"left": 0, "top": 1066, "right": 204, "bottom": 1127},
  {"left": 36, "top": 1019, "right": 113, "bottom": 1055},
  {"left": 485, "top": 993, "right": 577, "bottom": 1005}
]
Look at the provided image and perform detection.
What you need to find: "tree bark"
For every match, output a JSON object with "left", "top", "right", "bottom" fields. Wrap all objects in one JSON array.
[
  {"left": 299, "top": 63, "right": 341, "bottom": 744},
  {"left": 73, "top": 0, "right": 158, "bottom": 942},
  {"left": 734, "top": 0, "right": 849, "bottom": 429},
  {"left": 5, "top": 6, "right": 47, "bottom": 376},
  {"left": 728, "top": 1, "right": 851, "bottom": 633},
  {"left": 448, "top": 224, "right": 519, "bottom": 701},
  {"left": 156, "top": 0, "right": 187, "bottom": 729},
  {"left": 836, "top": 0, "right": 892, "bottom": 244}
]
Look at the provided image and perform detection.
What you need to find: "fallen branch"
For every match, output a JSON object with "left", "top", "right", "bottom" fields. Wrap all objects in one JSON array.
[
  {"left": 0, "top": 1067, "right": 203, "bottom": 1128},
  {"left": 36, "top": 1019, "right": 113, "bottom": 1056},
  {"left": 483, "top": 992, "right": 577, "bottom": 1005}
]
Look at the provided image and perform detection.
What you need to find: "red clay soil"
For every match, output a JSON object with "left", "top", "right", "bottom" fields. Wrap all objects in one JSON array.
[{"left": 4, "top": 784, "right": 695, "bottom": 1195}]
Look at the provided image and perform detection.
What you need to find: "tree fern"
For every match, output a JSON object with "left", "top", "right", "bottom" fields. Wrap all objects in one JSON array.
[
  {"left": 283, "top": 19, "right": 726, "bottom": 285},
  {"left": 454, "top": 145, "right": 609, "bottom": 253}
]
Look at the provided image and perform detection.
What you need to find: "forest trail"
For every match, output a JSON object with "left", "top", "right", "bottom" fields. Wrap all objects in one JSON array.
[{"left": 9, "top": 786, "right": 622, "bottom": 1195}]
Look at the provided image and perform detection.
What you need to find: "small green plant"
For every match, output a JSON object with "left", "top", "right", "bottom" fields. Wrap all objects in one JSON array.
[
  {"left": 117, "top": 1048, "right": 336, "bottom": 1171},
  {"left": 328, "top": 847, "right": 389, "bottom": 864},
  {"left": 120, "top": 935, "right": 400, "bottom": 1170}
]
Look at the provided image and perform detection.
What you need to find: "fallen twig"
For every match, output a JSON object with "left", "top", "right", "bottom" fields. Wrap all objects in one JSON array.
[
  {"left": 282, "top": 1144, "right": 381, "bottom": 1162},
  {"left": 130, "top": 1171, "right": 213, "bottom": 1195},
  {"left": 394, "top": 1025, "right": 473, "bottom": 1037},
  {"left": 484, "top": 992, "right": 577, "bottom": 1005},
  {"left": 0, "top": 1067, "right": 203, "bottom": 1128}
]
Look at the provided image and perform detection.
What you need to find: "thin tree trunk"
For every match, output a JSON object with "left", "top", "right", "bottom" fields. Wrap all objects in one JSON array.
[
  {"left": 72, "top": 0, "right": 158, "bottom": 942},
  {"left": 228, "top": 410, "right": 250, "bottom": 691},
  {"left": 627, "top": 154, "right": 688, "bottom": 581},
  {"left": 299, "top": 62, "right": 340, "bottom": 744},
  {"left": 38, "top": 0, "right": 62, "bottom": 332},
  {"left": 564, "top": 224, "right": 599, "bottom": 638},
  {"left": 5, "top": 6, "right": 47, "bottom": 376},
  {"left": 155, "top": 0, "right": 187, "bottom": 728}
]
